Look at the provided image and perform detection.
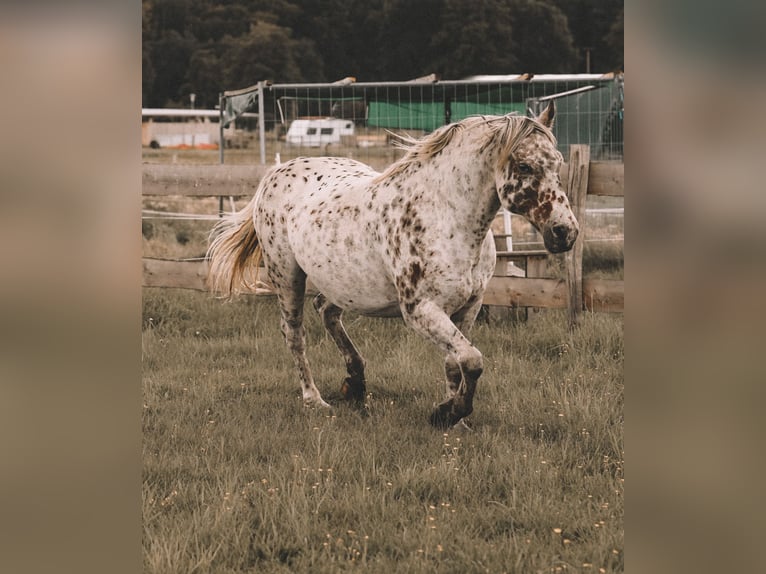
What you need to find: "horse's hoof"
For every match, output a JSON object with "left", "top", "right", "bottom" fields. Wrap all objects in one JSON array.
[
  {"left": 340, "top": 378, "right": 366, "bottom": 403},
  {"left": 303, "top": 397, "right": 332, "bottom": 409}
]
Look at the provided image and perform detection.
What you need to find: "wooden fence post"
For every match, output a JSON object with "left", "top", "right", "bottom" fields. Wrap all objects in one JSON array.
[{"left": 565, "top": 144, "right": 590, "bottom": 329}]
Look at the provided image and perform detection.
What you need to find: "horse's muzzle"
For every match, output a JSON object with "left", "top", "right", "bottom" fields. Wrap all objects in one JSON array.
[{"left": 543, "top": 223, "right": 578, "bottom": 253}]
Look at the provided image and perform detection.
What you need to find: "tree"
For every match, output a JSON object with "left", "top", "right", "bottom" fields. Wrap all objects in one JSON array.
[
  {"left": 508, "top": 0, "right": 578, "bottom": 73},
  {"left": 282, "top": 0, "right": 385, "bottom": 81},
  {"left": 148, "top": 30, "right": 198, "bottom": 107},
  {"left": 377, "top": 0, "right": 443, "bottom": 80},
  {"left": 149, "top": 0, "right": 200, "bottom": 36},
  {"left": 551, "top": 0, "right": 623, "bottom": 72},
  {"left": 141, "top": 0, "right": 625, "bottom": 107},
  {"left": 221, "top": 21, "right": 325, "bottom": 88},
  {"left": 142, "top": 48, "right": 156, "bottom": 107},
  {"left": 190, "top": 3, "right": 251, "bottom": 43},
  {"left": 142, "top": 1, "right": 156, "bottom": 106},
  {"left": 182, "top": 48, "right": 226, "bottom": 109},
  {"left": 431, "top": 0, "right": 517, "bottom": 79},
  {"left": 604, "top": 8, "right": 623, "bottom": 71}
]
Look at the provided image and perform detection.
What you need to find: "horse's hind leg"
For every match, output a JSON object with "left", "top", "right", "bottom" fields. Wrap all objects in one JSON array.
[
  {"left": 313, "top": 293, "right": 366, "bottom": 402},
  {"left": 273, "top": 270, "right": 330, "bottom": 409}
]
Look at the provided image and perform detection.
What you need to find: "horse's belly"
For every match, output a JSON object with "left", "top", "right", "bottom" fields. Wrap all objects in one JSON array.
[
  {"left": 306, "top": 263, "right": 400, "bottom": 316},
  {"left": 293, "top": 236, "right": 399, "bottom": 315}
]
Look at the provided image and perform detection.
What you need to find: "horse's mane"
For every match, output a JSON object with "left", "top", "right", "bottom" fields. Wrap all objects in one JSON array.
[{"left": 374, "top": 114, "right": 555, "bottom": 182}]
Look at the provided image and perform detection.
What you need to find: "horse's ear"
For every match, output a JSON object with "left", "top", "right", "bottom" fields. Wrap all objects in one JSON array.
[{"left": 537, "top": 101, "right": 556, "bottom": 129}]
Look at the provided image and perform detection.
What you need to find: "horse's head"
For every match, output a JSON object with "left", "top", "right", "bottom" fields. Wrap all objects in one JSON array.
[{"left": 494, "top": 102, "right": 579, "bottom": 253}]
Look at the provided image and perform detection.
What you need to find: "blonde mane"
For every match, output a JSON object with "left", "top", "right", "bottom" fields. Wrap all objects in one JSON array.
[{"left": 375, "top": 114, "right": 555, "bottom": 182}]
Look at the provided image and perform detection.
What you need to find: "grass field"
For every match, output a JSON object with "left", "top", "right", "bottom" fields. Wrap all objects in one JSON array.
[{"left": 142, "top": 289, "right": 623, "bottom": 573}]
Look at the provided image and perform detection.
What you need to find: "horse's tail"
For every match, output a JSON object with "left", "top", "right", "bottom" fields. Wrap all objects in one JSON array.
[{"left": 206, "top": 193, "right": 263, "bottom": 297}]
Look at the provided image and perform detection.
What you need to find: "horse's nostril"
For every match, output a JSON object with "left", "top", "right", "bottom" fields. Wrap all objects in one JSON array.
[{"left": 552, "top": 224, "right": 568, "bottom": 240}]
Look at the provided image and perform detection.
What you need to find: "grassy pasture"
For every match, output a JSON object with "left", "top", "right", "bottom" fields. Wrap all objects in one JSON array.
[
  {"left": 142, "top": 146, "right": 623, "bottom": 571},
  {"left": 142, "top": 289, "right": 623, "bottom": 573}
]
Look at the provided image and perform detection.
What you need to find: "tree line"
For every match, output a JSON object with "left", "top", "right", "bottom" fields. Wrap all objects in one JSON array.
[{"left": 142, "top": 0, "right": 623, "bottom": 109}]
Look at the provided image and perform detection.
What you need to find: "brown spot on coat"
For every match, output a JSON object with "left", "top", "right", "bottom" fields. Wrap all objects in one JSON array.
[
  {"left": 409, "top": 261, "right": 424, "bottom": 286},
  {"left": 534, "top": 200, "right": 552, "bottom": 221}
]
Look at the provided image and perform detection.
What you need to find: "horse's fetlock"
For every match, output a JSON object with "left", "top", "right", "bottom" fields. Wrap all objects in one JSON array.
[
  {"left": 445, "top": 361, "right": 462, "bottom": 382},
  {"left": 341, "top": 377, "right": 366, "bottom": 402},
  {"left": 465, "top": 365, "right": 483, "bottom": 380},
  {"left": 349, "top": 356, "right": 366, "bottom": 375}
]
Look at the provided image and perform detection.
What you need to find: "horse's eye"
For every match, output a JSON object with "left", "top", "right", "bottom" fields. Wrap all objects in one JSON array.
[{"left": 518, "top": 163, "right": 533, "bottom": 175}]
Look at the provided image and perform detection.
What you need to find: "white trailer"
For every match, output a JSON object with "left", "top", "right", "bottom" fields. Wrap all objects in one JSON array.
[{"left": 285, "top": 118, "right": 354, "bottom": 147}]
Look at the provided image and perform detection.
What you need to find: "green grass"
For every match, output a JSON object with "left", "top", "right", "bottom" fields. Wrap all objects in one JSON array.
[{"left": 143, "top": 289, "right": 623, "bottom": 573}]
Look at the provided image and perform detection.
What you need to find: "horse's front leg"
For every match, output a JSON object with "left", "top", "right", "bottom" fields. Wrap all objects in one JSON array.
[
  {"left": 401, "top": 299, "right": 483, "bottom": 428},
  {"left": 444, "top": 295, "right": 485, "bottom": 400}
]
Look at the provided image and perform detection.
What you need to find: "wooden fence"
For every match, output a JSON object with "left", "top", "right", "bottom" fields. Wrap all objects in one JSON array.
[{"left": 142, "top": 145, "right": 623, "bottom": 324}]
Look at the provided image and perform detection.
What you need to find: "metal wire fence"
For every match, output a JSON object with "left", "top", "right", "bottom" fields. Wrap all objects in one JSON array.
[{"left": 222, "top": 74, "right": 623, "bottom": 169}]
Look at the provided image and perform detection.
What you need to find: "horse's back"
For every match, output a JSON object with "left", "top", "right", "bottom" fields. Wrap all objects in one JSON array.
[{"left": 255, "top": 157, "right": 400, "bottom": 314}]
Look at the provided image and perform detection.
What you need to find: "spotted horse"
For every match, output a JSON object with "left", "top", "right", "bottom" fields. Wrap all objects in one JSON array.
[{"left": 207, "top": 102, "right": 579, "bottom": 428}]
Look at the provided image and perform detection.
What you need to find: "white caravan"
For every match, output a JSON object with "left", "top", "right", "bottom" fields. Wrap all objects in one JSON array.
[{"left": 285, "top": 118, "right": 355, "bottom": 147}]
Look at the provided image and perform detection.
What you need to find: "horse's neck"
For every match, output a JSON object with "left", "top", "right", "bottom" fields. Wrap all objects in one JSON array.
[
  {"left": 380, "top": 145, "right": 501, "bottom": 247},
  {"left": 431, "top": 152, "right": 500, "bottom": 241}
]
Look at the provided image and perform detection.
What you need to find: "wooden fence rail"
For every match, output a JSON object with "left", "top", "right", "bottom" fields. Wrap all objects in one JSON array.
[
  {"left": 142, "top": 147, "right": 624, "bottom": 319},
  {"left": 142, "top": 257, "right": 623, "bottom": 313}
]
